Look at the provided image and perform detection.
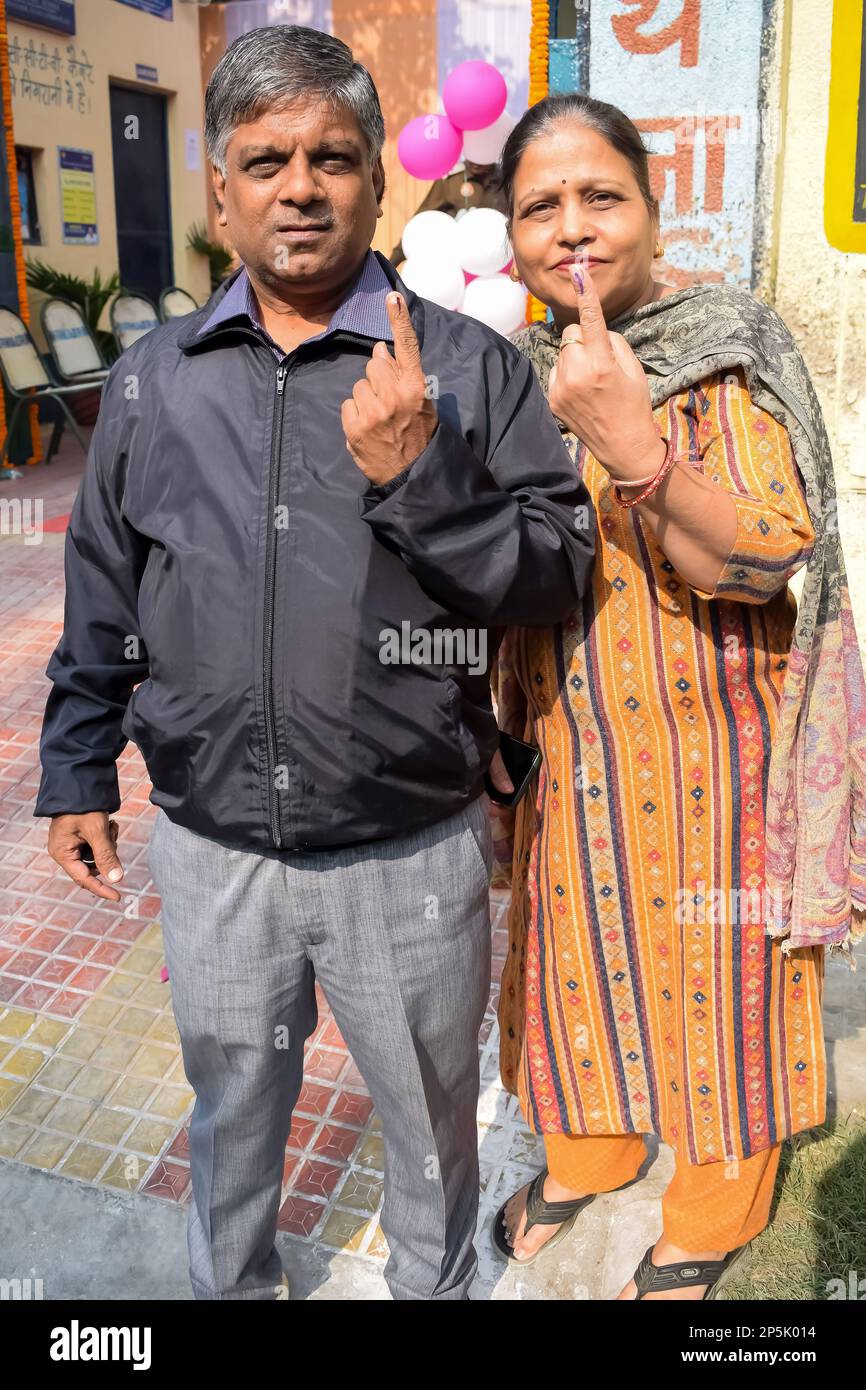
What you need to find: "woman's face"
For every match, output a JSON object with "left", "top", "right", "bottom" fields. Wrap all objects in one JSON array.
[{"left": 508, "top": 121, "right": 658, "bottom": 328}]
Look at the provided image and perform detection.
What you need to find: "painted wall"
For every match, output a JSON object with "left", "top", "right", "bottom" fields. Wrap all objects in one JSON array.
[
  {"left": 10, "top": 0, "right": 211, "bottom": 344},
  {"left": 550, "top": 0, "right": 866, "bottom": 486},
  {"left": 549, "top": 0, "right": 776, "bottom": 289},
  {"left": 772, "top": 0, "right": 866, "bottom": 487}
]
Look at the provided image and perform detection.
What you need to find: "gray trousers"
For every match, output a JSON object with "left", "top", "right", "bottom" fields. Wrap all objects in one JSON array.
[{"left": 146, "top": 796, "right": 493, "bottom": 1301}]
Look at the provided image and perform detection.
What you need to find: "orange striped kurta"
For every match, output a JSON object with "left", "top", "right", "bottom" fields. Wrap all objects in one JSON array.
[{"left": 496, "top": 367, "right": 827, "bottom": 1166}]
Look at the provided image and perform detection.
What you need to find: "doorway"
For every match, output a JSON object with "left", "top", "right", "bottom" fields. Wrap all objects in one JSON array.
[{"left": 109, "top": 83, "right": 173, "bottom": 304}]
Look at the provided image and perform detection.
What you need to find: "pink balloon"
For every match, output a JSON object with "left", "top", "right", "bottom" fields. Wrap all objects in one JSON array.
[
  {"left": 398, "top": 114, "right": 463, "bottom": 180},
  {"left": 464, "top": 271, "right": 478, "bottom": 283},
  {"left": 443, "top": 62, "right": 507, "bottom": 132}
]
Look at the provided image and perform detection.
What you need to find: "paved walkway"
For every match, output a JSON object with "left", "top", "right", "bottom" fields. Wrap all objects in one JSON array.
[{"left": 1, "top": 432, "right": 865, "bottom": 1300}]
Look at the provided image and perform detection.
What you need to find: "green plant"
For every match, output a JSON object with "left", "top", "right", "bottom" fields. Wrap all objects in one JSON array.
[
  {"left": 187, "top": 222, "right": 234, "bottom": 291},
  {"left": 25, "top": 259, "right": 119, "bottom": 361}
]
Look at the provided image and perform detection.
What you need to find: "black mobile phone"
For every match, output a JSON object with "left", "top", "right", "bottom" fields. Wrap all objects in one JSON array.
[{"left": 484, "top": 731, "right": 542, "bottom": 808}]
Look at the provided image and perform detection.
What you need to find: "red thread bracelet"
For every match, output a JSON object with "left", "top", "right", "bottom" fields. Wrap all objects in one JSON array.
[{"left": 613, "top": 435, "right": 678, "bottom": 508}]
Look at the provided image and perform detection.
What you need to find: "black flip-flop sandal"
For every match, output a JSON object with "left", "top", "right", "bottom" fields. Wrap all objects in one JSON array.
[
  {"left": 491, "top": 1166, "right": 597, "bottom": 1266},
  {"left": 629, "top": 1241, "right": 751, "bottom": 1300}
]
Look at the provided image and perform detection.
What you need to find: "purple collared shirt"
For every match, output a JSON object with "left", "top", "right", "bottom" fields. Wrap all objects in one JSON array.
[{"left": 198, "top": 249, "right": 395, "bottom": 358}]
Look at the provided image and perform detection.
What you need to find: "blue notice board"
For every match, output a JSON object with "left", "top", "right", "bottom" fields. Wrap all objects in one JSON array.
[
  {"left": 8, "top": 0, "right": 76, "bottom": 36},
  {"left": 114, "top": 0, "right": 173, "bottom": 18}
]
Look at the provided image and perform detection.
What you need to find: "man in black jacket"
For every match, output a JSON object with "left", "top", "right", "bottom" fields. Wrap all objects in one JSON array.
[{"left": 35, "top": 25, "right": 594, "bottom": 1301}]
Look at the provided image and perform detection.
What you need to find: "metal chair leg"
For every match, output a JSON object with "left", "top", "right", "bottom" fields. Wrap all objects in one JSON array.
[
  {"left": 0, "top": 397, "right": 24, "bottom": 467},
  {"left": 44, "top": 415, "right": 64, "bottom": 465},
  {"left": 55, "top": 396, "right": 89, "bottom": 456}
]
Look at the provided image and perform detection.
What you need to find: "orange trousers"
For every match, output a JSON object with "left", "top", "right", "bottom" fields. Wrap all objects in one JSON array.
[{"left": 545, "top": 1132, "right": 781, "bottom": 1250}]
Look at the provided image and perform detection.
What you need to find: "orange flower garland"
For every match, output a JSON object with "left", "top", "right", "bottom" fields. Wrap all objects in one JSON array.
[
  {"left": 0, "top": 0, "right": 41, "bottom": 465},
  {"left": 526, "top": 0, "right": 549, "bottom": 324},
  {"left": 528, "top": 0, "right": 550, "bottom": 106}
]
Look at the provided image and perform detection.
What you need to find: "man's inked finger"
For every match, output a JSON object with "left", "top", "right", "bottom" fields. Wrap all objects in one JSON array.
[{"left": 386, "top": 293, "right": 423, "bottom": 375}]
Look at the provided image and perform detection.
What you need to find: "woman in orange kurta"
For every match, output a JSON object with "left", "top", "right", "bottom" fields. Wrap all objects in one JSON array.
[{"left": 487, "top": 94, "right": 835, "bottom": 1300}]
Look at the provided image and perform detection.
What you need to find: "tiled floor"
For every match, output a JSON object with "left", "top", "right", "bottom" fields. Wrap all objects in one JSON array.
[{"left": 0, "top": 433, "right": 541, "bottom": 1275}]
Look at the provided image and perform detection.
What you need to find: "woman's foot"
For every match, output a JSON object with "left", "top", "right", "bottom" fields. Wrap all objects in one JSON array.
[
  {"left": 616, "top": 1236, "right": 728, "bottom": 1300},
  {"left": 502, "top": 1173, "right": 591, "bottom": 1261}
]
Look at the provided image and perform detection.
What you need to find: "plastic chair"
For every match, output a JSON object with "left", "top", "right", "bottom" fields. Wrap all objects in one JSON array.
[
  {"left": 110, "top": 292, "right": 160, "bottom": 354},
  {"left": 0, "top": 306, "right": 102, "bottom": 464},
  {"left": 158, "top": 286, "right": 198, "bottom": 322},
  {"left": 40, "top": 297, "right": 109, "bottom": 385}
]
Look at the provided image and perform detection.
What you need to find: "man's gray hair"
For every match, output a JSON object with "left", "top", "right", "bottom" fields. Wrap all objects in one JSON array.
[{"left": 204, "top": 25, "right": 386, "bottom": 175}]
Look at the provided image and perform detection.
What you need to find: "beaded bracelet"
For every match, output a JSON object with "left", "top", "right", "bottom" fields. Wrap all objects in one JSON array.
[{"left": 613, "top": 435, "right": 678, "bottom": 509}]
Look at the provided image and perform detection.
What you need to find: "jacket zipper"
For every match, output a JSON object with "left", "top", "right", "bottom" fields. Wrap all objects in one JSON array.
[{"left": 263, "top": 362, "right": 287, "bottom": 848}]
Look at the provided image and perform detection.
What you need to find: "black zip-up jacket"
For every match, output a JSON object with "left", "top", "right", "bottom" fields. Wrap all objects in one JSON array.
[{"left": 34, "top": 253, "right": 595, "bottom": 851}]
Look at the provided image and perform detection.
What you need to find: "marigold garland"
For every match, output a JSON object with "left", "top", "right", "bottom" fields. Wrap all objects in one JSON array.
[
  {"left": 0, "top": 0, "right": 41, "bottom": 465},
  {"left": 526, "top": 0, "right": 550, "bottom": 324}
]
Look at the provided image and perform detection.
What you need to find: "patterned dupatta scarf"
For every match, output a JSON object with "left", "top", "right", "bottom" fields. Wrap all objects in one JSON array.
[{"left": 512, "top": 284, "right": 866, "bottom": 963}]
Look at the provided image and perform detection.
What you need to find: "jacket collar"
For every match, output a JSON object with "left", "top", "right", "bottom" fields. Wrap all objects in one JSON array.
[{"left": 177, "top": 250, "right": 425, "bottom": 355}]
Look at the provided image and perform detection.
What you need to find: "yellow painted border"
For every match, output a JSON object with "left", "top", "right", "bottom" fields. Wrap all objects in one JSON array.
[{"left": 825, "top": 0, "right": 866, "bottom": 252}]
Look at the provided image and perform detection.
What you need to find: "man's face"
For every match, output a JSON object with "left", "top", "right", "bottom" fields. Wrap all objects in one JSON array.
[{"left": 213, "top": 96, "right": 384, "bottom": 291}]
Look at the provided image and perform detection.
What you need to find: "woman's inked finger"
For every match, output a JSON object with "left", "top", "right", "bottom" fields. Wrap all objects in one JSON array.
[{"left": 569, "top": 260, "right": 613, "bottom": 358}]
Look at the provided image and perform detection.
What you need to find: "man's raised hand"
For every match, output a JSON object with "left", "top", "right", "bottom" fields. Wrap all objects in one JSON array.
[{"left": 340, "top": 292, "right": 437, "bottom": 487}]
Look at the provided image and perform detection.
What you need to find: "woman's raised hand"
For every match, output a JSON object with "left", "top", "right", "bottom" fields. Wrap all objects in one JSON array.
[{"left": 547, "top": 261, "right": 665, "bottom": 483}]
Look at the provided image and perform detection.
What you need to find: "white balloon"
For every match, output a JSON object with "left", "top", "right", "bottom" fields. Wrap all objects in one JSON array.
[
  {"left": 454, "top": 207, "right": 512, "bottom": 276},
  {"left": 401, "top": 210, "right": 459, "bottom": 261},
  {"left": 463, "top": 110, "right": 516, "bottom": 165},
  {"left": 399, "top": 254, "right": 466, "bottom": 311},
  {"left": 461, "top": 274, "right": 527, "bottom": 337}
]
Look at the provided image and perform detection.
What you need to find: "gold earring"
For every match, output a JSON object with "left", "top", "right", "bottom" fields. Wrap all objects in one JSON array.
[
  {"left": 508, "top": 262, "right": 522, "bottom": 282},
  {"left": 654, "top": 238, "right": 665, "bottom": 258}
]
